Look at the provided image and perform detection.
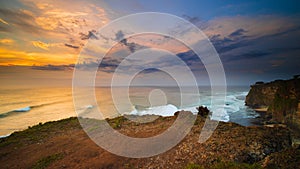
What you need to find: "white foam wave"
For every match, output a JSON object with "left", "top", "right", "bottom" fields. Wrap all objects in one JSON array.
[
  {"left": 14, "top": 106, "right": 31, "bottom": 112},
  {"left": 124, "top": 91, "right": 256, "bottom": 124},
  {"left": 0, "top": 134, "right": 11, "bottom": 138},
  {"left": 210, "top": 108, "right": 230, "bottom": 122},
  {"left": 130, "top": 104, "right": 178, "bottom": 116}
]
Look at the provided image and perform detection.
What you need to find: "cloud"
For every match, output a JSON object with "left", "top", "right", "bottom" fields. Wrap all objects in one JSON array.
[
  {"left": 31, "top": 41, "right": 62, "bottom": 50},
  {"left": 79, "top": 30, "right": 99, "bottom": 40},
  {"left": 32, "top": 41, "right": 50, "bottom": 50},
  {"left": 228, "top": 28, "right": 247, "bottom": 39},
  {"left": 0, "top": 8, "right": 43, "bottom": 34},
  {"left": 31, "top": 64, "right": 74, "bottom": 71},
  {"left": 140, "top": 68, "right": 161, "bottom": 74},
  {"left": 0, "top": 38, "right": 14, "bottom": 45},
  {"left": 64, "top": 43, "right": 79, "bottom": 49},
  {"left": 182, "top": 15, "right": 201, "bottom": 24},
  {"left": 34, "top": 11, "right": 89, "bottom": 31},
  {"left": 0, "top": 18, "right": 9, "bottom": 25},
  {"left": 199, "top": 15, "right": 300, "bottom": 64},
  {"left": 114, "top": 30, "right": 146, "bottom": 53},
  {"left": 0, "top": 0, "right": 113, "bottom": 66},
  {"left": 203, "top": 15, "right": 299, "bottom": 39}
]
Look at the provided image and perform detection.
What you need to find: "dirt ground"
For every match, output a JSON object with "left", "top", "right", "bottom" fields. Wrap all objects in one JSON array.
[{"left": 0, "top": 114, "right": 299, "bottom": 169}]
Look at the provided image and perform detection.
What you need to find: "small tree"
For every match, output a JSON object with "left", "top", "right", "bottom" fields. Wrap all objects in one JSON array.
[
  {"left": 255, "top": 81, "right": 264, "bottom": 85},
  {"left": 197, "top": 106, "right": 210, "bottom": 117}
]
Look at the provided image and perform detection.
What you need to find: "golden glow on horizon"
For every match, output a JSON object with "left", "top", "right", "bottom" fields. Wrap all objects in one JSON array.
[{"left": 0, "top": 47, "right": 77, "bottom": 66}]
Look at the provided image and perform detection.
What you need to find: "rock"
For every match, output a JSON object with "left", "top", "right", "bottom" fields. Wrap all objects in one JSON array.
[
  {"left": 245, "top": 77, "right": 300, "bottom": 131},
  {"left": 174, "top": 111, "right": 180, "bottom": 116}
]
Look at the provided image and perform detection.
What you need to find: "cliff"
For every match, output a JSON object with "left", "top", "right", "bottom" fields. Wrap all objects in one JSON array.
[
  {"left": 245, "top": 77, "right": 300, "bottom": 129},
  {"left": 0, "top": 116, "right": 298, "bottom": 169}
]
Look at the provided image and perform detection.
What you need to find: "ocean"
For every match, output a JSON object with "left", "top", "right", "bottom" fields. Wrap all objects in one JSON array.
[{"left": 0, "top": 86, "right": 259, "bottom": 137}]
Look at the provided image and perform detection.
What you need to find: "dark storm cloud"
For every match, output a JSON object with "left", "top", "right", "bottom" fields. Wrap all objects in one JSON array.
[
  {"left": 99, "top": 57, "right": 119, "bottom": 70},
  {"left": 76, "top": 57, "right": 121, "bottom": 73},
  {"left": 140, "top": 68, "right": 161, "bottom": 74},
  {"left": 181, "top": 15, "right": 207, "bottom": 29},
  {"left": 209, "top": 28, "right": 252, "bottom": 54},
  {"left": 176, "top": 50, "right": 200, "bottom": 66},
  {"left": 79, "top": 30, "right": 99, "bottom": 40},
  {"left": 115, "top": 30, "right": 125, "bottom": 41},
  {"left": 114, "top": 30, "right": 146, "bottom": 53},
  {"left": 209, "top": 26, "right": 300, "bottom": 61},
  {"left": 228, "top": 28, "right": 247, "bottom": 38},
  {"left": 64, "top": 43, "right": 80, "bottom": 49},
  {"left": 182, "top": 15, "right": 201, "bottom": 24}
]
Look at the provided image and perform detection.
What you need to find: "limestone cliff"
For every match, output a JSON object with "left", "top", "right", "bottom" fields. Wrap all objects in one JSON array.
[{"left": 245, "top": 77, "right": 300, "bottom": 128}]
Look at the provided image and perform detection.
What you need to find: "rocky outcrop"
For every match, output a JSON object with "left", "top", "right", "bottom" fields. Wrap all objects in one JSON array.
[{"left": 245, "top": 77, "right": 300, "bottom": 130}]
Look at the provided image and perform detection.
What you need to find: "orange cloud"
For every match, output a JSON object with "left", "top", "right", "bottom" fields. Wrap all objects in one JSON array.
[
  {"left": 35, "top": 3, "right": 53, "bottom": 9},
  {"left": 1, "top": 0, "right": 112, "bottom": 66},
  {"left": 31, "top": 41, "right": 63, "bottom": 50},
  {"left": 0, "top": 18, "right": 9, "bottom": 25},
  {"left": 0, "top": 39, "right": 14, "bottom": 45},
  {"left": 31, "top": 41, "right": 50, "bottom": 50}
]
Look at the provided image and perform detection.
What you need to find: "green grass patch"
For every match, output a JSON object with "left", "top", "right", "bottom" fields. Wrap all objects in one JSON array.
[
  {"left": 185, "top": 163, "right": 204, "bottom": 169},
  {"left": 108, "top": 116, "right": 126, "bottom": 129},
  {"left": 32, "top": 153, "right": 64, "bottom": 169}
]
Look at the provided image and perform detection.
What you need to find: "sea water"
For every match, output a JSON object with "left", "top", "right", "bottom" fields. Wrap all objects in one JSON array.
[{"left": 0, "top": 86, "right": 259, "bottom": 136}]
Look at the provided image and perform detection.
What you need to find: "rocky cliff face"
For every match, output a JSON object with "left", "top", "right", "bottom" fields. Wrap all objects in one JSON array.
[{"left": 246, "top": 77, "right": 300, "bottom": 127}]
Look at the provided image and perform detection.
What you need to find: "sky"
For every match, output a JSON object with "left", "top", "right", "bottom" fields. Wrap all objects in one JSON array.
[{"left": 0, "top": 0, "right": 300, "bottom": 86}]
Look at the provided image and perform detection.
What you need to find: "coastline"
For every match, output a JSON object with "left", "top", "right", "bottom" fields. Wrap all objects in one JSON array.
[
  {"left": 0, "top": 134, "right": 11, "bottom": 139},
  {"left": 249, "top": 110, "right": 269, "bottom": 126}
]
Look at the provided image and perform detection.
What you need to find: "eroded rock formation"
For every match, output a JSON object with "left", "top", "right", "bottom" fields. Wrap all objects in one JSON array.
[{"left": 246, "top": 77, "right": 300, "bottom": 130}]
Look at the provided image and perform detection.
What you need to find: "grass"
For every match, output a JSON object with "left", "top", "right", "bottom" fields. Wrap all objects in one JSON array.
[
  {"left": 32, "top": 153, "right": 64, "bottom": 169},
  {"left": 0, "top": 117, "right": 80, "bottom": 148},
  {"left": 185, "top": 163, "right": 204, "bottom": 169},
  {"left": 108, "top": 116, "right": 126, "bottom": 129}
]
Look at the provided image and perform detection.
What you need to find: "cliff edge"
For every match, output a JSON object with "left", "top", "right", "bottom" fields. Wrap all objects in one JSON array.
[{"left": 245, "top": 76, "right": 300, "bottom": 131}]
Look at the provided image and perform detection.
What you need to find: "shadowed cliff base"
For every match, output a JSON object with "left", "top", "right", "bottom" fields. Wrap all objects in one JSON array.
[{"left": 0, "top": 115, "right": 299, "bottom": 169}]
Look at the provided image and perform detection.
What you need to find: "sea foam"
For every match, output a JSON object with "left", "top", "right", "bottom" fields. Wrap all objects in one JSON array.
[{"left": 130, "top": 104, "right": 178, "bottom": 117}]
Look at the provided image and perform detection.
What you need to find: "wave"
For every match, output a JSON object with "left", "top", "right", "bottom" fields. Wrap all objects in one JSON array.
[
  {"left": 0, "top": 106, "right": 31, "bottom": 118},
  {"left": 0, "top": 101, "right": 62, "bottom": 118},
  {"left": 0, "top": 134, "right": 11, "bottom": 138},
  {"left": 129, "top": 104, "right": 179, "bottom": 117},
  {"left": 126, "top": 91, "right": 256, "bottom": 123},
  {"left": 128, "top": 104, "right": 230, "bottom": 122}
]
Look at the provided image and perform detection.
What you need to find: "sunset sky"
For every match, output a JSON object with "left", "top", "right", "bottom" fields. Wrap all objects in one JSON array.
[{"left": 0, "top": 0, "right": 300, "bottom": 86}]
